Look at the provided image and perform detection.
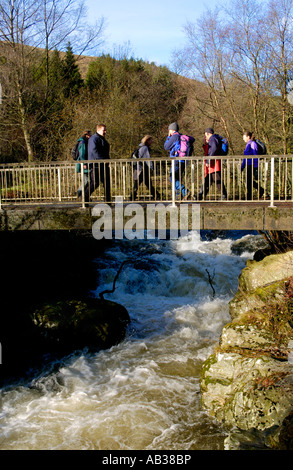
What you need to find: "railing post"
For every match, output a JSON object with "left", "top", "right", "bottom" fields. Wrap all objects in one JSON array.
[
  {"left": 81, "top": 163, "right": 85, "bottom": 209},
  {"left": 270, "top": 157, "right": 276, "bottom": 208},
  {"left": 171, "top": 159, "right": 176, "bottom": 207},
  {"left": 191, "top": 162, "right": 195, "bottom": 198},
  {"left": 123, "top": 165, "right": 126, "bottom": 199},
  {"left": 57, "top": 167, "right": 62, "bottom": 202}
]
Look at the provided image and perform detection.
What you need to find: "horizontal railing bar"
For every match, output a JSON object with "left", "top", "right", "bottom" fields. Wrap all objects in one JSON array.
[
  {"left": 0, "top": 154, "right": 291, "bottom": 167},
  {"left": 0, "top": 155, "right": 292, "bottom": 208}
]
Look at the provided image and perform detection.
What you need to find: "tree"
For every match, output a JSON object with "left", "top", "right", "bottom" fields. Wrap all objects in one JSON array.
[
  {"left": 83, "top": 56, "right": 181, "bottom": 158},
  {"left": 174, "top": 11, "right": 237, "bottom": 151},
  {"left": 265, "top": 0, "right": 293, "bottom": 154},
  {"left": 61, "top": 43, "right": 83, "bottom": 98},
  {"left": 174, "top": 0, "right": 293, "bottom": 154},
  {"left": 0, "top": 0, "right": 104, "bottom": 161}
]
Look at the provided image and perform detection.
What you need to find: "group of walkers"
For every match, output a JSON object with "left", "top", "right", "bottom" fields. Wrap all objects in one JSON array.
[{"left": 74, "top": 122, "right": 264, "bottom": 202}]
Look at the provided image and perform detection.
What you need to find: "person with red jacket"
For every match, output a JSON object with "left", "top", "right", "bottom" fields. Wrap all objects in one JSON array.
[{"left": 198, "top": 128, "right": 227, "bottom": 200}]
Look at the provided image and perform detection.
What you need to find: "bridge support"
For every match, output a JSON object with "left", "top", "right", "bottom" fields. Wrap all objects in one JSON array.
[{"left": 0, "top": 202, "right": 292, "bottom": 233}]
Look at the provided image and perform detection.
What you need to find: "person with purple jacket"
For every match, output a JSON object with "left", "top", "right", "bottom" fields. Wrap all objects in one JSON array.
[{"left": 241, "top": 131, "right": 264, "bottom": 200}]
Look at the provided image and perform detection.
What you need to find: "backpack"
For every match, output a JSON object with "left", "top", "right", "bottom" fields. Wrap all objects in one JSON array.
[
  {"left": 219, "top": 136, "right": 229, "bottom": 156},
  {"left": 131, "top": 148, "right": 140, "bottom": 159},
  {"left": 255, "top": 139, "right": 267, "bottom": 155},
  {"left": 176, "top": 134, "right": 195, "bottom": 157},
  {"left": 72, "top": 141, "right": 81, "bottom": 160}
]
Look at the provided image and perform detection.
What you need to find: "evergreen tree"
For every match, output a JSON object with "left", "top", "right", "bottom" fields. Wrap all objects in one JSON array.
[{"left": 62, "top": 44, "right": 84, "bottom": 98}]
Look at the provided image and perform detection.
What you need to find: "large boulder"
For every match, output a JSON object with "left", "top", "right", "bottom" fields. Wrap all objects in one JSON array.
[
  {"left": 201, "top": 352, "right": 293, "bottom": 432},
  {"left": 238, "top": 250, "right": 293, "bottom": 293},
  {"left": 32, "top": 298, "right": 130, "bottom": 353},
  {"left": 200, "top": 251, "right": 293, "bottom": 449}
]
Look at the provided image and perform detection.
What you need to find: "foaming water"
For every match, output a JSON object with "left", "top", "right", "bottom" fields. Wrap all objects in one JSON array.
[{"left": 0, "top": 231, "right": 260, "bottom": 450}]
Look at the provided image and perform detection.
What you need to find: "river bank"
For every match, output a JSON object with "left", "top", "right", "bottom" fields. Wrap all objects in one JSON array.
[{"left": 201, "top": 246, "right": 293, "bottom": 449}]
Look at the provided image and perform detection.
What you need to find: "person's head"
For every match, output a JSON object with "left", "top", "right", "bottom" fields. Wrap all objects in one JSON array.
[
  {"left": 83, "top": 130, "right": 92, "bottom": 139},
  {"left": 204, "top": 128, "right": 214, "bottom": 141},
  {"left": 168, "top": 122, "right": 179, "bottom": 136},
  {"left": 243, "top": 131, "right": 253, "bottom": 143},
  {"left": 142, "top": 135, "right": 152, "bottom": 147},
  {"left": 97, "top": 124, "right": 107, "bottom": 137}
]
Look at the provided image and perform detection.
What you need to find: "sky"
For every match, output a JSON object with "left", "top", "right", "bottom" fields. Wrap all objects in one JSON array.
[{"left": 85, "top": 0, "right": 219, "bottom": 67}]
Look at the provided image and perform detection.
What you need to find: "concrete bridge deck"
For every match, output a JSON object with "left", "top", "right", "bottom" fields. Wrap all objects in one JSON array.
[{"left": 0, "top": 201, "right": 291, "bottom": 233}]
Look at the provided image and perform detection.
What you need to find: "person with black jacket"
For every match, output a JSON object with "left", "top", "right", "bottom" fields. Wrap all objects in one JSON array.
[
  {"left": 84, "top": 124, "right": 111, "bottom": 202},
  {"left": 198, "top": 128, "right": 227, "bottom": 200}
]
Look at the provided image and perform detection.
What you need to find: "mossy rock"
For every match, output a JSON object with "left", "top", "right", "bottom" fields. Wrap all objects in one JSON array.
[
  {"left": 229, "top": 280, "right": 288, "bottom": 323},
  {"left": 201, "top": 250, "right": 293, "bottom": 445},
  {"left": 32, "top": 298, "right": 130, "bottom": 352},
  {"left": 220, "top": 319, "right": 277, "bottom": 351},
  {"left": 201, "top": 352, "right": 293, "bottom": 431},
  {"left": 238, "top": 251, "right": 293, "bottom": 294}
]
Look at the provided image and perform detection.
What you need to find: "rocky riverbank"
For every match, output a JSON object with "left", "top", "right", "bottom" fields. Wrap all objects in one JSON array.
[{"left": 201, "top": 248, "right": 293, "bottom": 450}]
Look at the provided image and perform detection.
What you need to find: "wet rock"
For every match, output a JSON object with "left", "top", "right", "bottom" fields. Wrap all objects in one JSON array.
[
  {"left": 239, "top": 250, "right": 293, "bottom": 293},
  {"left": 32, "top": 298, "right": 130, "bottom": 353},
  {"left": 201, "top": 352, "right": 293, "bottom": 431},
  {"left": 200, "top": 250, "right": 293, "bottom": 449},
  {"left": 278, "top": 411, "right": 293, "bottom": 450},
  {"left": 231, "top": 234, "right": 268, "bottom": 256}
]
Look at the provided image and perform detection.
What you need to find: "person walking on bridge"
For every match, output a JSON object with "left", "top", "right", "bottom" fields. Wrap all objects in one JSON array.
[
  {"left": 198, "top": 128, "right": 227, "bottom": 200},
  {"left": 76, "top": 130, "right": 91, "bottom": 199},
  {"left": 132, "top": 135, "right": 158, "bottom": 201},
  {"left": 84, "top": 124, "right": 111, "bottom": 202},
  {"left": 164, "top": 122, "right": 193, "bottom": 200},
  {"left": 242, "top": 131, "right": 264, "bottom": 200}
]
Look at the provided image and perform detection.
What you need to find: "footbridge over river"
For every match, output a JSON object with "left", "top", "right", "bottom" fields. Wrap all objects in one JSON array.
[{"left": 0, "top": 156, "right": 292, "bottom": 233}]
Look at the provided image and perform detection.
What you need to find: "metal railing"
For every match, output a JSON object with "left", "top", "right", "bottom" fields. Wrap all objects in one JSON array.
[{"left": 0, "top": 155, "right": 292, "bottom": 209}]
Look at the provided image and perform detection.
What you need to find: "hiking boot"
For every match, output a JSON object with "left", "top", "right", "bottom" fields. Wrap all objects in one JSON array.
[{"left": 182, "top": 190, "right": 191, "bottom": 201}]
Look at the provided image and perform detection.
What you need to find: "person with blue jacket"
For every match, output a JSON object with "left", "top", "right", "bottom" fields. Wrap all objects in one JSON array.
[
  {"left": 241, "top": 131, "right": 264, "bottom": 200},
  {"left": 164, "top": 122, "right": 191, "bottom": 200}
]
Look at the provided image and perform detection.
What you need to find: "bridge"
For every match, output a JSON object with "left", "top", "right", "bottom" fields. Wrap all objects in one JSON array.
[{"left": 0, "top": 155, "right": 292, "bottom": 233}]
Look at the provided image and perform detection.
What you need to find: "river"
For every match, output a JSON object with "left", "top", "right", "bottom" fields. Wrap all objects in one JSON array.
[{"left": 0, "top": 230, "right": 265, "bottom": 450}]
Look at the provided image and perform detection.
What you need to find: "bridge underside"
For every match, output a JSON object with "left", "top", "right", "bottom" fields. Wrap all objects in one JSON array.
[{"left": 0, "top": 202, "right": 292, "bottom": 233}]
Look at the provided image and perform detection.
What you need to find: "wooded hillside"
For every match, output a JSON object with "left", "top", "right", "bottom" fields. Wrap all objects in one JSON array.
[{"left": 0, "top": 0, "right": 293, "bottom": 162}]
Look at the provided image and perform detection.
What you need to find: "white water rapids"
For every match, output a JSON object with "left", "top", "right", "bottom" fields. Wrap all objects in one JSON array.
[{"left": 0, "top": 231, "right": 263, "bottom": 450}]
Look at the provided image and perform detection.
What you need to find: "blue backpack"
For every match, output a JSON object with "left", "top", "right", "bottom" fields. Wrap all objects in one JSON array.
[
  {"left": 217, "top": 135, "right": 229, "bottom": 155},
  {"left": 219, "top": 136, "right": 229, "bottom": 156}
]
